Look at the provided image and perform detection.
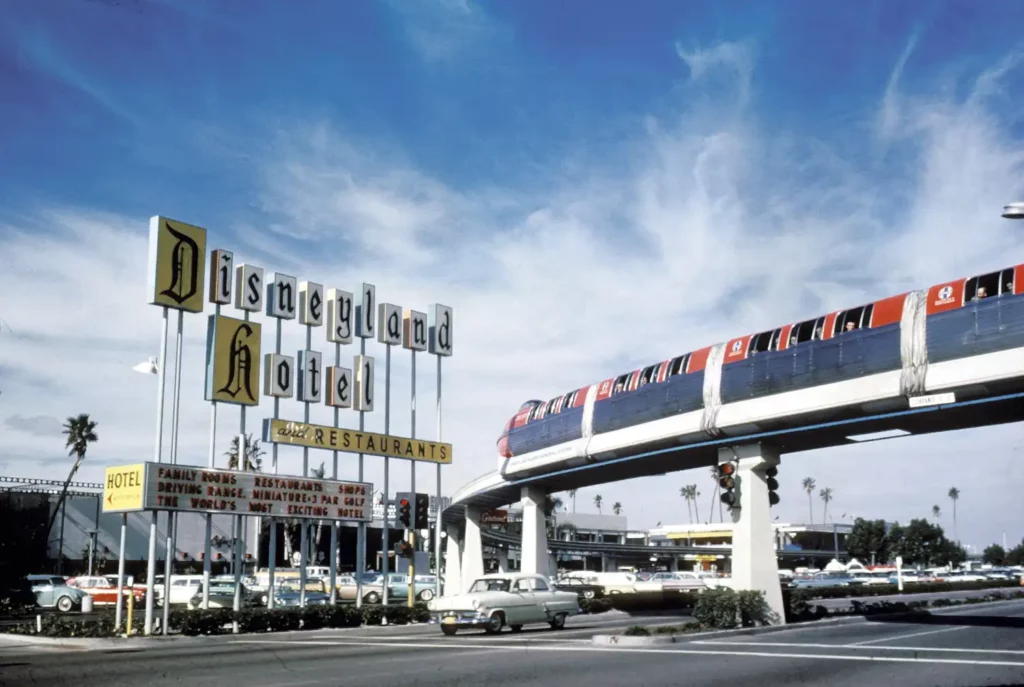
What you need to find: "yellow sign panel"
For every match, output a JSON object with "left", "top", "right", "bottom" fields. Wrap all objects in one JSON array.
[
  {"left": 146, "top": 216, "right": 207, "bottom": 313},
  {"left": 103, "top": 463, "right": 146, "bottom": 513},
  {"left": 205, "top": 314, "right": 262, "bottom": 406},
  {"left": 263, "top": 418, "right": 453, "bottom": 464}
]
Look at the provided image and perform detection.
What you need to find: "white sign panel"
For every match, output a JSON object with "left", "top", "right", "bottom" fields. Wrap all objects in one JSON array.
[
  {"left": 299, "top": 280, "right": 324, "bottom": 327},
  {"left": 377, "top": 303, "right": 402, "bottom": 346},
  {"left": 403, "top": 309, "right": 428, "bottom": 351},
  {"left": 145, "top": 463, "right": 371, "bottom": 521},
  {"left": 326, "top": 366, "right": 352, "bottom": 408},
  {"left": 429, "top": 303, "right": 453, "bottom": 356},
  {"left": 354, "top": 354, "right": 374, "bottom": 412},
  {"left": 355, "top": 282, "right": 376, "bottom": 339},
  {"left": 266, "top": 273, "right": 297, "bottom": 320},
  {"left": 297, "top": 350, "right": 323, "bottom": 403},
  {"left": 235, "top": 263, "right": 265, "bottom": 312},
  {"left": 263, "top": 353, "right": 294, "bottom": 398},
  {"left": 326, "top": 288, "right": 354, "bottom": 344},
  {"left": 209, "top": 249, "right": 233, "bottom": 305},
  {"left": 908, "top": 392, "right": 956, "bottom": 408}
]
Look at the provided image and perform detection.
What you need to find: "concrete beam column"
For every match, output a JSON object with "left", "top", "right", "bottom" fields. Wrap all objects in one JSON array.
[
  {"left": 497, "top": 548, "right": 509, "bottom": 573},
  {"left": 721, "top": 443, "right": 786, "bottom": 625},
  {"left": 442, "top": 523, "right": 462, "bottom": 596},
  {"left": 521, "top": 486, "right": 548, "bottom": 577},
  {"left": 461, "top": 507, "right": 484, "bottom": 593}
]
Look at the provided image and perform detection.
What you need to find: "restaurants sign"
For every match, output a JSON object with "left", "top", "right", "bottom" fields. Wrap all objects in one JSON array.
[{"left": 102, "top": 462, "right": 372, "bottom": 522}]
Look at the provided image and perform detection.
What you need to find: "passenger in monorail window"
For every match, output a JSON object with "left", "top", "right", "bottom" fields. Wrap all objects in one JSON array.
[
  {"left": 845, "top": 321, "right": 857, "bottom": 332},
  {"left": 975, "top": 286, "right": 988, "bottom": 300},
  {"left": 789, "top": 335, "right": 798, "bottom": 347},
  {"left": 613, "top": 381, "right": 625, "bottom": 393},
  {"left": 1005, "top": 281, "right": 1013, "bottom": 294}
]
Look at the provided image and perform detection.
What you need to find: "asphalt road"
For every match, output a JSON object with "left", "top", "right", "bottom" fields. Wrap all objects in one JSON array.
[{"left": 1, "top": 601, "right": 1023, "bottom": 687}]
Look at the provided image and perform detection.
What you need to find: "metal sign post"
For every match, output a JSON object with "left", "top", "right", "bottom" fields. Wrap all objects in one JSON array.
[
  {"left": 377, "top": 300, "right": 402, "bottom": 607},
  {"left": 354, "top": 284, "right": 376, "bottom": 607},
  {"left": 429, "top": 305, "right": 452, "bottom": 597}
]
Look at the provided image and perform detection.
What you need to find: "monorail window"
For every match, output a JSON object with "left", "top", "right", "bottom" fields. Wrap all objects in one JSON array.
[
  {"left": 967, "top": 271, "right": 1002, "bottom": 301},
  {"left": 667, "top": 355, "right": 688, "bottom": 376},
  {"left": 860, "top": 303, "right": 874, "bottom": 328},
  {"left": 834, "top": 306, "right": 866, "bottom": 335},
  {"left": 611, "top": 373, "right": 630, "bottom": 395},
  {"left": 749, "top": 330, "right": 777, "bottom": 356},
  {"left": 545, "top": 397, "right": 560, "bottom": 415},
  {"left": 528, "top": 403, "right": 544, "bottom": 421},
  {"left": 562, "top": 390, "right": 577, "bottom": 409},
  {"left": 791, "top": 319, "right": 816, "bottom": 345},
  {"left": 1001, "top": 268, "right": 1014, "bottom": 295},
  {"left": 638, "top": 365, "right": 657, "bottom": 387}
]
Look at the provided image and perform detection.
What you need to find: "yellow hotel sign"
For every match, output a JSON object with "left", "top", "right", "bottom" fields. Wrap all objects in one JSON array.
[
  {"left": 102, "top": 463, "right": 146, "bottom": 513},
  {"left": 263, "top": 419, "right": 452, "bottom": 464},
  {"left": 146, "top": 216, "right": 207, "bottom": 313},
  {"left": 205, "top": 313, "right": 262, "bottom": 406}
]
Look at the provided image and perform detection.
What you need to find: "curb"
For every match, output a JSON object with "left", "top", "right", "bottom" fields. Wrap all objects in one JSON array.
[{"left": 592, "top": 634, "right": 679, "bottom": 646}]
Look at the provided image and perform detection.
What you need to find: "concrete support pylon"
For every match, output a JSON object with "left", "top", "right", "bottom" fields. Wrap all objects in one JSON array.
[
  {"left": 443, "top": 523, "right": 462, "bottom": 596},
  {"left": 521, "top": 486, "right": 549, "bottom": 577},
  {"left": 497, "top": 548, "right": 509, "bottom": 573},
  {"left": 722, "top": 443, "right": 786, "bottom": 625},
  {"left": 461, "top": 506, "right": 484, "bottom": 593}
]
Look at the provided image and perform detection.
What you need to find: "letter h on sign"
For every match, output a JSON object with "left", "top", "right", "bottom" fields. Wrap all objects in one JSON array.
[
  {"left": 354, "top": 355, "right": 374, "bottom": 412},
  {"left": 377, "top": 303, "right": 403, "bottom": 346}
]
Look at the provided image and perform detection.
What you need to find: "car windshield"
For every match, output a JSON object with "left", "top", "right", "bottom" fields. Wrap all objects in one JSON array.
[{"left": 469, "top": 578, "right": 510, "bottom": 593}]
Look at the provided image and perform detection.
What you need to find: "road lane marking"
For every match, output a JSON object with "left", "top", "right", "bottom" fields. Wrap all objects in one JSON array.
[
  {"left": 691, "top": 640, "right": 1024, "bottom": 655},
  {"left": 849, "top": 626, "right": 969, "bottom": 645},
  {"left": 228, "top": 639, "right": 1024, "bottom": 666}
]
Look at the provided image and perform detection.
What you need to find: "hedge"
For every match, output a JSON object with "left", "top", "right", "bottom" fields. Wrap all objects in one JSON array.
[{"left": 791, "top": 578, "right": 1020, "bottom": 600}]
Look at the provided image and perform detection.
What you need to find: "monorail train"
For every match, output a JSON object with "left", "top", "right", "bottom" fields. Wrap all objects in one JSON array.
[{"left": 497, "top": 262, "right": 1024, "bottom": 478}]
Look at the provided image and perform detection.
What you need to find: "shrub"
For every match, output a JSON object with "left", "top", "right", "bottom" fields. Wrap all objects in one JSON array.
[
  {"left": 580, "top": 598, "right": 612, "bottom": 615},
  {"left": 171, "top": 608, "right": 233, "bottom": 636},
  {"left": 623, "top": 625, "right": 651, "bottom": 636},
  {"left": 607, "top": 591, "right": 698, "bottom": 613},
  {"left": 693, "top": 588, "right": 773, "bottom": 629}
]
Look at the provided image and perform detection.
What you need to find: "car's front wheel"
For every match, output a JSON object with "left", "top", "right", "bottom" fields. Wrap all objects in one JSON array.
[
  {"left": 418, "top": 589, "right": 434, "bottom": 602},
  {"left": 364, "top": 592, "right": 380, "bottom": 604},
  {"left": 57, "top": 596, "right": 75, "bottom": 613},
  {"left": 549, "top": 613, "right": 567, "bottom": 630},
  {"left": 583, "top": 590, "right": 595, "bottom": 599},
  {"left": 441, "top": 625, "right": 457, "bottom": 636},
  {"left": 484, "top": 611, "right": 504, "bottom": 634}
]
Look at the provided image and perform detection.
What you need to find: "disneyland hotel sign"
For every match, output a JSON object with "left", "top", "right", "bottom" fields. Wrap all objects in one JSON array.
[{"left": 141, "top": 215, "right": 454, "bottom": 463}]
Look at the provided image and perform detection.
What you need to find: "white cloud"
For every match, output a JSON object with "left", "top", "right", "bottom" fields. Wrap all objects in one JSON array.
[{"left": 2, "top": 43, "right": 1024, "bottom": 549}]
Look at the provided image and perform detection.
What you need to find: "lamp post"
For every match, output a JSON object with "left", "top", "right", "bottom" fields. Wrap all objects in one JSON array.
[{"left": 1001, "top": 202, "right": 1024, "bottom": 219}]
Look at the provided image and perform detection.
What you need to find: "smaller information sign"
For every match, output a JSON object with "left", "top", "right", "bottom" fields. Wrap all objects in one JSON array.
[{"left": 102, "top": 462, "right": 372, "bottom": 522}]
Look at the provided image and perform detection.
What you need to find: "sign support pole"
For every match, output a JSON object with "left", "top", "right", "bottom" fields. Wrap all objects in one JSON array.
[
  {"left": 232, "top": 310, "right": 250, "bottom": 634},
  {"left": 202, "top": 302, "right": 221, "bottom": 610},
  {"left": 115, "top": 513, "right": 127, "bottom": 631},
  {"left": 381, "top": 344, "right": 392, "bottom": 607},
  {"left": 434, "top": 354, "right": 443, "bottom": 598},
  {"left": 408, "top": 348, "right": 416, "bottom": 608},
  {"left": 299, "top": 325, "right": 312, "bottom": 608},
  {"left": 268, "top": 317, "right": 282, "bottom": 609},
  {"left": 355, "top": 337, "right": 366, "bottom": 609},
  {"left": 161, "top": 309, "right": 184, "bottom": 635},
  {"left": 329, "top": 341, "right": 340, "bottom": 605},
  {"left": 143, "top": 306, "right": 169, "bottom": 637}
]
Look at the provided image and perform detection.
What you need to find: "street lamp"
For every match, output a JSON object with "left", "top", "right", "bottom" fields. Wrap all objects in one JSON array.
[
  {"left": 133, "top": 357, "right": 158, "bottom": 375},
  {"left": 1001, "top": 202, "right": 1024, "bottom": 219}
]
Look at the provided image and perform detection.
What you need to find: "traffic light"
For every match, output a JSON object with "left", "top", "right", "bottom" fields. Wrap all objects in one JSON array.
[
  {"left": 718, "top": 460, "right": 740, "bottom": 510},
  {"left": 397, "top": 493, "right": 412, "bottom": 529},
  {"left": 765, "top": 465, "right": 779, "bottom": 507},
  {"left": 414, "top": 493, "right": 430, "bottom": 530}
]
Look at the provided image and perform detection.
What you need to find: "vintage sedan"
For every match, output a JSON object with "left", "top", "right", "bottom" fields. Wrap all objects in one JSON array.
[{"left": 427, "top": 573, "right": 580, "bottom": 635}]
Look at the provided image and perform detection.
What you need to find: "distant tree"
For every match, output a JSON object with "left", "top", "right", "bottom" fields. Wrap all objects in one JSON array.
[
  {"left": 1007, "top": 540, "right": 1024, "bottom": 566},
  {"left": 802, "top": 478, "right": 816, "bottom": 523},
  {"left": 311, "top": 462, "right": 326, "bottom": 554},
  {"left": 593, "top": 494, "right": 603, "bottom": 514},
  {"left": 819, "top": 487, "right": 833, "bottom": 523},
  {"left": 226, "top": 433, "right": 265, "bottom": 471},
  {"left": 543, "top": 495, "right": 563, "bottom": 517},
  {"left": 680, "top": 486, "right": 693, "bottom": 523},
  {"left": 612, "top": 502, "right": 622, "bottom": 516},
  {"left": 689, "top": 484, "right": 701, "bottom": 523},
  {"left": 931, "top": 505, "right": 941, "bottom": 521},
  {"left": 46, "top": 414, "right": 99, "bottom": 543},
  {"left": 889, "top": 518, "right": 960, "bottom": 567},
  {"left": 708, "top": 466, "right": 722, "bottom": 523},
  {"left": 845, "top": 518, "right": 889, "bottom": 565},
  {"left": 982, "top": 544, "right": 1007, "bottom": 566},
  {"left": 947, "top": 487, "right": 960, "bottom": 541},
  {"left": 568, "top": 489, "right": 577, "bottom": 513}
]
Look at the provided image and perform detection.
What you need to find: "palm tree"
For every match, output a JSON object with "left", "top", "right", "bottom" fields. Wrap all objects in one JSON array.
[
  {"left": 543, "top": 495, "right": 563, "bottom": 516},
  {"left": 225, "top": 433, "right": 265, "bottom": 471},
  {"left": 46, "top": 414, "right": 99, "bottom": 542},
  {"left": 593, "top": 494, "right": 603, "bottom": 514},
  {"left": 680, "top": 486, "right": 693, "bottom": 523},
  {"left": 802, "top": 477, "right": 816, "bottom": 524},
  {"left": 931, "top": 504, "right": 941, "bottom": 521},
  {"left": 568, "top": 489, "right": 577, "bottom": 513},
  {"left": 690, "top": 484, "right": 701, "bottom": 523},
  {"left": 612, "top": 502, "right": 622, "bottom": 516},
  {"left": 708, "top": 466, "right": 723, "bottom": 522},
  {"left": 948, "top": 487, "right": 960, "bottom": 541},
  {"left": 819, "top": 487, "right": 833, "bottom": 523}
]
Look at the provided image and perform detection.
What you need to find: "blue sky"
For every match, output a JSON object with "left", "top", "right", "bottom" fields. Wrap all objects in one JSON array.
[{"left": 2, "top": 0, "right": 1024, "bottom": 550}]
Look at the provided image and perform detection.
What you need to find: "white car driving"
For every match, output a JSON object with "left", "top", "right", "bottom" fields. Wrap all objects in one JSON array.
[{"left": 427, "top": 573, "right": 580, "bottom": 635}]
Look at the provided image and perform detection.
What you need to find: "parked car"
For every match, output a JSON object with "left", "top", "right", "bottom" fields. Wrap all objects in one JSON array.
[
  {"left": 789, "top": 572, "right": 863, "bottom": 588},
  {"left": 553, "top": 576, "right": 605, "bottom": 600},
  {"left": 262, "top": 578, "right": 331, "bottom": 607},
  {"left": 26, "top": 574, "right": 89, "bottom": 612},
  {"left": 65, "top": 575, "right": 147, "bottom": 606},
  {"left": 427, "top": 573, "right": 580, "bottom": 636},
  {"left": 633, "top": 571, "right": 708, "bottom": 593},
  {"left": 386, "top": 574, "right": 440, "bottom": 602},
  {"left": 333, "top": 574, "right": 385, "bottom": 604},
  {"left": 188, "top": 581, "right": 257, "bottom": 610}
]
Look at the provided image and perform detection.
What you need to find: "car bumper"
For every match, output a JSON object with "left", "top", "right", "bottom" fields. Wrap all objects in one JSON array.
[{"left": 429, "top": 610, "right": 490, "bottom": 627}]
